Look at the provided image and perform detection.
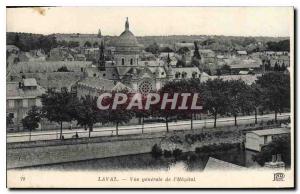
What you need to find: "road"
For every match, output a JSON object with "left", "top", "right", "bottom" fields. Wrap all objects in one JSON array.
[{"left": 7, "top": 113, "right": 290, "bottom": 143}]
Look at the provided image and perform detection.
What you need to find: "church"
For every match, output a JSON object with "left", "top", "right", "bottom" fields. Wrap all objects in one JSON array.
[{"left": 81, "top": 17, "right": 174, "bottom": 96}]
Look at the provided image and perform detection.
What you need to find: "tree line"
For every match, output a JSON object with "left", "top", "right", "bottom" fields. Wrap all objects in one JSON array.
[{"left": 21, "top": 72, "right": 290, "bottom": 140}]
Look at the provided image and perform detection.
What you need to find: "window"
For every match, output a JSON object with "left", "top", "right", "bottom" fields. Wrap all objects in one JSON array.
[
  {"left": 103, "top": 73, "right": 106, "bottom": 77},
  {"left": 130, "top": 58, "right": 133, "bottom": 65},
  {"left": 122, "top": 58, "right": 125, "bottom": 65},
  {"left": 161, "top": 72, "right": 165, "bottom": 75},
  {"left": 8, "top": 100, "right": 14, "bottom": 108}
]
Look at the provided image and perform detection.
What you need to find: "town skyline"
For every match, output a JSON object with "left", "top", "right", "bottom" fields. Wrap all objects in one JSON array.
[{"left": 7, "top": 7, "right": 293, "bottom": 37}]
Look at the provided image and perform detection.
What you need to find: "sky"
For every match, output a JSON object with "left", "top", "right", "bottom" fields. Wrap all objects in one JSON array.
[{"left": 6, "top": 7, "right": 293, "bottom": 37}]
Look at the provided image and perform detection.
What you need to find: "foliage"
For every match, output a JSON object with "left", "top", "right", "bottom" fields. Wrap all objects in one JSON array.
[
  {"left": 195, "top": 143, "right": 240, "bottom": 153},
  {"left": 201, "top": 78, "right": 230, "bottom": 128},
  {"left": 41, "top": 89, "right": 78, "bottom": 139},
  {"left": 177, "top": 47, "right": 190, "bottom": 55},
  {"left": 145, "top": 42, "right": 160, "bottom": 54},
  {"left": 227, "top": 79, "right": 251, "bottom": 125},
  {"left": 253, "top": 135, "right": 291, "bottom": 166},
  {"left": 151, "top": 144, "right": 163, "bottom": 159},
  {"left": 7, "top": 32, "right": 58, "bottom": 54},
  {"left": 22, "top": 106, "right": 42, "bottom": 131},
  {"left": 57, "top": 66, "right": 70, "bottom": 72},
  {"left": 75, "top": 95, "right": 108, "bottom": 138},
  {"left": 163, "top": 150, "right": 172, "bottom": 158},
  {"left": 84, "top": 41, "right": 92, "bottom": 47},
  {"left": 256, "top": 72, "right": 290, "bottom": 121},
  {"left": 193, "top": 41, "right": 201, "bottom": 60},
  {"left": 266, "top": 40, "right": 290, "bottom": 52},
  {"left": 173, "top": 148, "right": 183, "bottom": 160},
  {"left": 22, "top": 106, "right": 42, "bottom": 141}
]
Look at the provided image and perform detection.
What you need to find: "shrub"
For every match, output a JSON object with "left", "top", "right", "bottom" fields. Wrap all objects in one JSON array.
[
  {"left": 163, "top": 150, "right": 172, "bottom": 158},
  {"left": 189, "top": 153, "right": 197, "bottom": 161},
  {"left": 151, "top": 144, "right": 162, "bottom": 159},
  {"left": 173, "top": 148, "right": 183, "bottom": 160}
]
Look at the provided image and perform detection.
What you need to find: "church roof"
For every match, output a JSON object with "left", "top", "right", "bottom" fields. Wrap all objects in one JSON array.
[
  {"left": 114, "top": 18, "right": 142, "bottom": 50},
  {"left": 115, "top": 30, "right": 140, "bottom": 47}
]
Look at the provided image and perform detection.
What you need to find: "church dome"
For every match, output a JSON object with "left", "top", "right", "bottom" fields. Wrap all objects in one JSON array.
[
  {"left": 115, "top": 30, "right": 139, "bottom": 47},
  {"left": 114, "top": 18, "right": 141, "bottom": 53}
]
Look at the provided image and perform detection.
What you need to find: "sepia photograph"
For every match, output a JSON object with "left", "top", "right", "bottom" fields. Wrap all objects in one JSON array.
[{"left": 5, "top": 6, "right": 294, "bottom": 188}]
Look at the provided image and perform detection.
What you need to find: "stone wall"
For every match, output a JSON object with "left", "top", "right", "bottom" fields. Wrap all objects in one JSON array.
[{"left": 7, "top": 134, "right": 164, "bottom": 169}]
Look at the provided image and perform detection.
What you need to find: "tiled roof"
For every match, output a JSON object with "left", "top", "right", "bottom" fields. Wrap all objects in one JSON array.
[
  {"left": 77, "top": 77, "right": 115, "bottom": 91},
  {"left": 6, "top": 81, "right": 45, "bottom": 100},
  {"left": 12, "top": 61, "right": 92, "bottom": 73},
  {"left": 208, "top": 74, "right": 260, "bottom": 85},
  {"left": 249, "top": 128, "right": 290, "bottom": 136},
  {"left": 225, "top": 58, "right": 261, "bottom": 69}
]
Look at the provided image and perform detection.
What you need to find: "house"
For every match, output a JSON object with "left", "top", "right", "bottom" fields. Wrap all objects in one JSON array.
[
  {"left": 224, "top": 58, "right": 262, "bottom": 74},
  {"left": 74, "top": 54, "right": 86, "bottom": 61},
  {"left": 245, "top": 128, "right": 290, "bottom": 152},
  {"left": 76, "top": 77, "right": 131, "bottom": 98},
  {"left": 6, "top": 78, "right": 46, "bottom": 131},
  {"left": 172, "top": 67, "right": 201, "bottom": 80}
]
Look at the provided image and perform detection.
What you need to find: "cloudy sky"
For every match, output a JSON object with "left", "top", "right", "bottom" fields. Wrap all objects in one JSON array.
[{"left": 6, "top": 7, "right": 293, "bottom": 37}]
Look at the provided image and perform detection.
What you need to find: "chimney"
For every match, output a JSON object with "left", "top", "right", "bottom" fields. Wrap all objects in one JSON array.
[
  {"left": 276, "top": 154, "right": 282, "bottom": 162},
  {"left": 271, "top": 155, "right": 276, "bottom": 163}
]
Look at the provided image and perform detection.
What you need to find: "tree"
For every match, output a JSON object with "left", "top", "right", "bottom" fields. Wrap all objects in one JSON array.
[
  {"left": 145, "top": 42, "right": 160, "bottom": 54},
  {"left": 93, "top": 42, "right": 99, "bottom": 47},
  {"left": 84, "top": 41, "right": 92, "bottom": 47},
  {"left": 68, "top": 41, "right": 80, "bottom": 48},
  {"left": 158, "top": 79, "right": 202, "bottom": 131},
  {"left": 248, "top": 83, "right": 263, "bottom": 124},
  {"left": 21, "top": 106, "right": 42, "bottom": 141},
  {"left": 177, "top": 47, "right": 190, "bottom": 55},
  {"left": 75, "top": 95, "right": 107, "bottom": 138},
  {"left": 253, "top": 135, "right": 291, "bottom": 166},
  {"left": 193, "top": 41, "right": 201, "bottom": 60},
  {"left": 256, "top": 72, "right": 290, "bottom": 122},
  {"left": 104, "top": 91, "right": 133, "bottom": 136},
  {"left": 227, "top": 80, "right": 249, "bottom": 126},
  {"left": 57, "top": 66, "right": 70, "bottom": 72},
  {"left": 176, "top": 59, "right": 186, "bottom": 67},
  {"left": 41, "top": 89, "right": 78, "bottom": 140},
  {"left": 202, "top": 78, "right": 230, "bottom": 128},
  {"left": 130, "top": 94, "right": 150, "bottom": 134}
]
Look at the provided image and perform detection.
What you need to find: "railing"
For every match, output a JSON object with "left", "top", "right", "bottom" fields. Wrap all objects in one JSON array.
[{"left": 7, "top": 113, "right": 290, "bottom": 143}]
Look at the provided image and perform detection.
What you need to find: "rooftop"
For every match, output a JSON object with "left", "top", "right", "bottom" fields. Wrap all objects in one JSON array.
[
  {"left": 204, "top": 157, "right": 247, "bottom": 171},
  {"left": 248, "top": 128, "right": 290, "bottom": 136}
]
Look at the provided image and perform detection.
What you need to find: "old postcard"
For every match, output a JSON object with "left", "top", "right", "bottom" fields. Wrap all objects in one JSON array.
[{"left": 6, "top": 7, "right": 294, "bottom": 188}]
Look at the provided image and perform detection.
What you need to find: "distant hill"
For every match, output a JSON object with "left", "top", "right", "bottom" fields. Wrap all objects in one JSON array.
[{"left": 7, "top": 32, "right": 290, "bottom": 53}]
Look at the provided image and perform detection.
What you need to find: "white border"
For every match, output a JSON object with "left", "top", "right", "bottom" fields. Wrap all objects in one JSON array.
[{"left": 1, "top": 1, "right": 298, "bottom": 193}]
